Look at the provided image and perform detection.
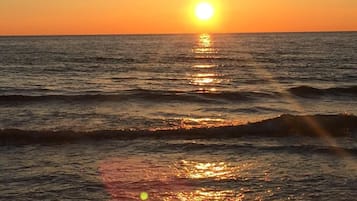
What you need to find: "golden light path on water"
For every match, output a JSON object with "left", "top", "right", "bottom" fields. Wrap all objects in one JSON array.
[
  {"left": 99, "top": 157, "right": 267, "bottom": 200},
  {"left": 185, "top": 33, "right": 242, "bottom": 129},
  {"left": 190, "top": 33, "right": 220, "bottom": 90}
]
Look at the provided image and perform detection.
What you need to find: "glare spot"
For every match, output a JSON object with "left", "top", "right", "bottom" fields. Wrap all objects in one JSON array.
[{"left": 140, "top": 192, "right": 149, "bottom": 200}]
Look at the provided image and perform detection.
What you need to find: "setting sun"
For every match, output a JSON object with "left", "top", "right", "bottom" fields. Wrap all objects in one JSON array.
[{"left": 195, "top": 2, "right": 214, "bottom": 20}]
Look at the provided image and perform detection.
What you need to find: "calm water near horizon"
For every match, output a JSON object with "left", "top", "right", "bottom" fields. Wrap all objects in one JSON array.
[{"left": 0, "top": 32, "right": 356, "bottom": 200}]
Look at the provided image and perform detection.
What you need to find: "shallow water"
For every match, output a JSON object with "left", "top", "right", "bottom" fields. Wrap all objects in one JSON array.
[{"left": 1, "top": 137, "right": 356, "bottom": 200}]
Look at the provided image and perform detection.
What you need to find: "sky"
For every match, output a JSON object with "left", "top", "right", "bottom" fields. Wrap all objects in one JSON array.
[{"left": 0, "top": 0, "right": 356, "bottom": 35}]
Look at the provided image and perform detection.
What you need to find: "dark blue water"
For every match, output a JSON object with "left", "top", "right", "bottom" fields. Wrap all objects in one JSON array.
[{"left": 0, "top": 32, "right": 356, "bottom": 200}]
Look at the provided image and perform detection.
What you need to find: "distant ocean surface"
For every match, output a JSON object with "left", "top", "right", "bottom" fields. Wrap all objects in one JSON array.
[{"left": 0, "top": 32, "right": 356, "bottom": 200}]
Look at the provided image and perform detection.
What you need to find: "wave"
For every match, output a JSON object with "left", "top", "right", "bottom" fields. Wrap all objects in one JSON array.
[
  {"left": 155, "top": 143, "right": 357, "bottom": 156},
  {"left": 58, "top": 56, "right": 139, "bottom": 64},
  {"left": 164, "top": 55, "right": 242, "bottom": 63},
  {"left": 1, "top": 114, "right": 356, "bottom": 145},
  {"left": 58, "top": 55, "right": 240, "bottom": 65},
  {"left": 0, "top": 89, "right": 278, "bottom": 104},
  {"left": 1, "top": 85, "right": 355, "bottom": 105},
  {"left": 289, "top": 85, "right": 357, "bottom": 97}
]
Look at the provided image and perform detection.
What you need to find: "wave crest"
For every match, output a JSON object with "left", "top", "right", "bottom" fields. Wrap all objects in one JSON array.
[
  {"left": 289, "top": 86, "right": 357, "bottom": 97},
  {"left": 0, "top": 90, "right": 278, "bottom": 104},
  {"left": 1, "top": 114, "right": 356, "bottom": 145}
]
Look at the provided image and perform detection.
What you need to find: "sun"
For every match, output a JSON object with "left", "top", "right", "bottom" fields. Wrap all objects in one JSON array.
[{"left": 195, "top": 2, "right": 214, "bottom": 21}]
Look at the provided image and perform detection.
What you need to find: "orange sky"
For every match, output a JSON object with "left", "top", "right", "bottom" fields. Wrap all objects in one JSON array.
[{"left": 0, "top": 0, "right": 356, "bottom": 35}]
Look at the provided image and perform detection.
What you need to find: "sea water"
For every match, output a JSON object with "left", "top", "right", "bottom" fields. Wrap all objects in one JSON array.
[{"left": 0, "top": 32, "right": 356, "bottom": 200}]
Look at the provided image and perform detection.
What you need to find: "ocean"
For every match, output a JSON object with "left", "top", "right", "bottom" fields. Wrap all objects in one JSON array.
[{"left": 0, "top": 32, "right": 356, "bottom": 200}]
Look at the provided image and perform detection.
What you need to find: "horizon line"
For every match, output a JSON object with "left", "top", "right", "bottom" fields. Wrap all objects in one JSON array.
[{"left": 0, "top": 30, "right": 356, "bottom": 37}]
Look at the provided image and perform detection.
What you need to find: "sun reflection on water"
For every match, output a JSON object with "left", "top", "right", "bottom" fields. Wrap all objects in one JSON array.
[
  {"left": 100, "top": 158, "right": 259, "bottom": 200},
  {"left": 170, "top": 190, "right": 245, "bottom": 201},
  {"left": 192, "top": 64, "right": 217, "bottom": 68},
  {"left": 193, "top": 33, "right": 217, "bottom": 55},
  {"left": 181, "top": 33, "right": 238, "bottom": 130},
  {"left": 177, "top": 161, "right": 240, "bottom": 180},
  {"left": 191, "top": 73, "right": 219, "bottom": 86},
  {"left": 179, "top": 118, "right": 241, "bottom": 129},
  {"left": 200, "top": 34, "right": 211, "bottom": 47},
  {"left": 190, "top": 34, "right": 224, "bottom": 93}
]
